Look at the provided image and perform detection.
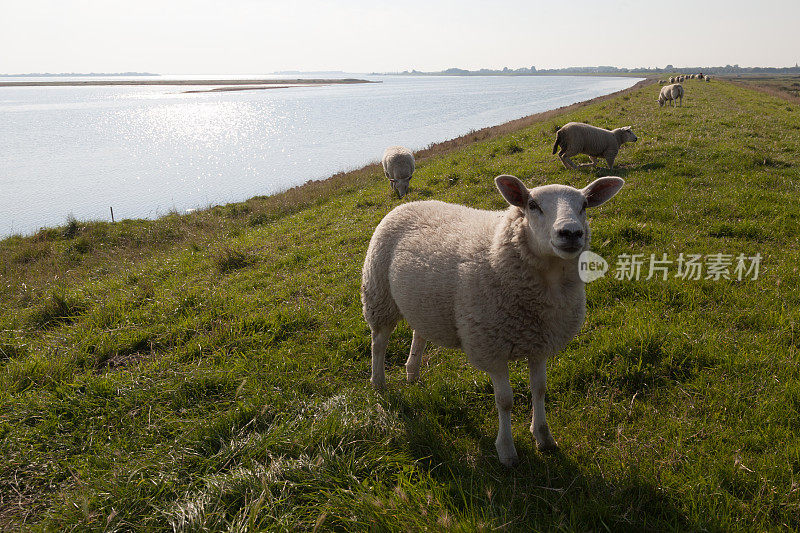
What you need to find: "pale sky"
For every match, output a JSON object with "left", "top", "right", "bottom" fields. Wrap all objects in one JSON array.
[{"left": 2, "top": 0, "right": 798, "bottom": 74}]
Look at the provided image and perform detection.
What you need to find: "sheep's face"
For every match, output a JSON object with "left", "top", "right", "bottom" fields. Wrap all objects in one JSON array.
[
  {"left": 390, "top": 177, "right": 411, "bottom": 198},
  {"left": 495, "top": 175, "right": 624, "bottom": 260},
  {"left": 621, "top": 127, "right": 637, "bottom": 143}
]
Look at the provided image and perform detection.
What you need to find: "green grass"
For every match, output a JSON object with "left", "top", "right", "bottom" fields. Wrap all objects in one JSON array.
[{"left": 1, "top": 79, "right": 799, "bottom": 531}]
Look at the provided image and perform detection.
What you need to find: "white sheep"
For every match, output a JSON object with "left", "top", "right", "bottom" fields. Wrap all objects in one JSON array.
[
  {"left": 382, "top": 146, "right": 415, "bottom": 198},
  {"left": 658, "top": 83, "right": 684, "bottom": 107},
  {"left": 552, "top": 122, "right": 637, "bottom": 170},
  {"left": 361, "top": 174, "right": 625, "bottom": 465},
  {"left": 669, "top": 76, "right": 676, "bottom": 84}
]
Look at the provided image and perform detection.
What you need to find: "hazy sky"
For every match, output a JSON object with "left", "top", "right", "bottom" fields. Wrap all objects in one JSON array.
[{"left": 2, "top": 0, "right": 798, "bottom": 74}]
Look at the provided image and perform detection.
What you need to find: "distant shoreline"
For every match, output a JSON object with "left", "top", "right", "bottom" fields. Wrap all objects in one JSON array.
[
  {"left": 181, "top": 85, "right": 320, "bottom": 93},
  {"left": 0, "top": 78, "right": 376, "bottom": 88}
]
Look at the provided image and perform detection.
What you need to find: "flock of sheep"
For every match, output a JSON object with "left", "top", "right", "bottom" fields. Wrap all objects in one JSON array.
[
  {"left": 657, "top": 72, "right": 708, "bottom": 107},
  {"left": 364, "top": 76, "right": 694, "bottom": 465}
]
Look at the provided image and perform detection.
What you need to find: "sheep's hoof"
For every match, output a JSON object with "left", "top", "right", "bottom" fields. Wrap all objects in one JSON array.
[
  {"left": 537, "top": 441, "right": 559, "bottom": 454},
  {"left": 370, "top": 377, "right": 386, "bottom": 390},
  {"left": 532, "top": 423, "right": 558, "bottom": 452},
  {"left": 406, "top": 372, "right": 419, "bottom": 383},
  {"left": 495, "top": 440, "right": 519, "bottom": 467},
  {"left": 498, "top": 452, "right": 519, "bottom": 467}
]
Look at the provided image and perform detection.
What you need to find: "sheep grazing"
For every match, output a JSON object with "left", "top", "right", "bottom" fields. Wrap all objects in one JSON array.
[
  {"left": 382, "top": 146, "right": 415, "bottom": 198},
  {"left": 362, "top": 175, "right": 625, "bottom": 465},
  {"left": 658, "top": 83, "right": 684, "bottom": 107},
  {"left": 552, "top": 122, "right": 637, "bottom": 170}
]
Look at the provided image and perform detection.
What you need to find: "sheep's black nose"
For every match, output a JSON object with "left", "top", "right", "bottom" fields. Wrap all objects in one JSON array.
[{"left": 557, "top": 228, "right": 584, "bottom": 240}]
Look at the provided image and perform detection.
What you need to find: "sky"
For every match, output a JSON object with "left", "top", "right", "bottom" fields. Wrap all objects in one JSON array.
[{"left": 2, "top": 0, "right": 798, "bottom": 74}]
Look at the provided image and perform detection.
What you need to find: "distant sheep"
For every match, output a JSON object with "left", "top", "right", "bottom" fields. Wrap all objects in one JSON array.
[
  {"left": 658, "top": 83, "right": 684, "bottom": 107},
  {"left": 705, "top": 76, "right": 711, "bottom": 82},
  {"left": 552, "top": 122, "right": 637, "bottom": 169},
  {"left": 362, "top": 174, "right": 625, "bottom": 465},
  {"left": 669, "top": 76, "right": 676, "bottom": 83},
  {"left": 382, "top": 146, "right": 415, "bottom": 198}
]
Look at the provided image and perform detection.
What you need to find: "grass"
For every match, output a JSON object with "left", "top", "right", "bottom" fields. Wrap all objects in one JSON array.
[
  {"left": 724, "top": 74, "right": 800, "bottom": 103},
  {"left": 1, "top": 78, "right": 799, "bottom": 531}
]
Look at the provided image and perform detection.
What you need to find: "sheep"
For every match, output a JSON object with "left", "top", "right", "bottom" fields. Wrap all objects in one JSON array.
[
  {"left": 669, "top": 76, "right": 676, "bottom": 83},
  {"left": 382, "top": 146, "right": 415, "bottom": 199},
  {"left": 552, "top": 122, "right": 637, "bottom": 170},
  {"left": 361, "top": 174, "right": 625, "bottom": 465},
  {"left": 705, "top": 76, "right": 711, "bottom": 82},
  {"left": 658, "top": 83, "right": 684, "bottom": 107}
]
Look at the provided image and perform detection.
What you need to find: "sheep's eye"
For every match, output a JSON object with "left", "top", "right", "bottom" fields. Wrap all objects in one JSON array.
[{"left": 528, "top": 198, "right": 542, "bottom": 213}]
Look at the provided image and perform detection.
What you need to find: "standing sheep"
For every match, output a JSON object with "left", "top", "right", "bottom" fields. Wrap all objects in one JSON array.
[
  {"left": 552, "top": 122, "right": 638, "bottom": 170},
  {"left": 382, "top": 146, "right": 415, "bottom": 199},
  {"left": 669, "top": 76, "right": 676, "bottom": 83},
  {"left": 362, "top": 174, "right": 625, "bottom": 465},
  {"left": 658, "top": 83, "right": 684, "bottom": 107}
]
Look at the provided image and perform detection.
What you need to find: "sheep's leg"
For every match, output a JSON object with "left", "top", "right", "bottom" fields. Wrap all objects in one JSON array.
[
  {"left": 488, "top": 366, "right": 518, "bottom": 466},
  {"left": 558, "top": 154, "right": 579, "bottom": 170},
  {"left": 529, "top": 357, "right": 558, "bottom": 451},
  {"left": 405, "top": 331, "right": 426, "bottom": 382},
  {"left": 370, "top": 324, "right": 394, "bottom": 389},
  {"left": 605, "top": 153, "right": 616, "bottom": 169}
]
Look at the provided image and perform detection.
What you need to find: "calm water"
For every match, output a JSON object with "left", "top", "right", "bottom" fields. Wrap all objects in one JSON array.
[{"left": 0, "top": 75, "right": 641, "bottom": 236}]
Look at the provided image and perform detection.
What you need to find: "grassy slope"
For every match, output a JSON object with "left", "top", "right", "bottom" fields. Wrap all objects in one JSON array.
[{"left": 1, "top": 80, "right": 799, "bottom": 531}]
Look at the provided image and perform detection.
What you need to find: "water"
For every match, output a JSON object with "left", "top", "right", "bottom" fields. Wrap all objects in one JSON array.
[{"left": 0, "top": 75, "right": 641, "bottom": 237}]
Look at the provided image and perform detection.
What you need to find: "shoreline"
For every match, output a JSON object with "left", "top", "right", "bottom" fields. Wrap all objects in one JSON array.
[
  {"left": 0, "top": 78, "right": 375, "bottom": 88},
  {"left": 2, "top": 77, "right": 650, "bottom": 239},
  {"left": 181, "top": 85, "right": 323, "bottom": 93}
]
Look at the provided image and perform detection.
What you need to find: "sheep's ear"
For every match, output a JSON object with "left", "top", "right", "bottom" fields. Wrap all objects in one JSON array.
[
  {"left": 582, "top": 177, "right": 624, "bottom": 207},
  {"left": 495, "top": 175, "right": 529, "bottom": 208}
]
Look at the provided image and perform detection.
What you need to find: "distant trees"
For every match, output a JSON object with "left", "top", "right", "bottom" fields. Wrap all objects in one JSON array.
[{"left": 395, "top": 64, "right": 800, "bottom": 76}]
